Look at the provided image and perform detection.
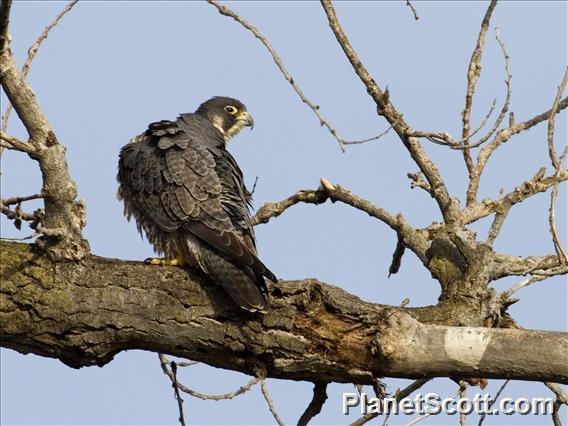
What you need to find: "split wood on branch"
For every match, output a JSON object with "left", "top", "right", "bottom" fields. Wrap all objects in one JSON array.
[
  {"left": 207, "top": 0, "right": 391, "bottom": 152},
  {"left": 2, "top": 241, "right": 567, "bottom": 385}
]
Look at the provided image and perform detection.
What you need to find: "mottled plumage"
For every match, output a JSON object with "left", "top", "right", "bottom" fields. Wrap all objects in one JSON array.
[{"left": 117, "top": 97, "right": 276, "bottom": 311}]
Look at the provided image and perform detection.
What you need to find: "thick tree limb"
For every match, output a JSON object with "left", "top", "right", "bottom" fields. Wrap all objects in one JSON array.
[{"left": 2, "top": 241, "right": 567, "bottom": 384}]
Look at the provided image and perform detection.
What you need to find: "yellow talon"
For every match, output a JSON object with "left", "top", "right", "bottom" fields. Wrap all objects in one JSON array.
[{"left": 144, "top": 257, "right": 186, "bottom": 266}]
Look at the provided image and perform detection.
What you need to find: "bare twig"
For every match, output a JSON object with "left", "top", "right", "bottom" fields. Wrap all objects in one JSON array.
[
  {"left": 170, "top": 361, "right": 186, "bottom": 426},
  {"left": 463, "top": 27, "right": 513, "bottom": 178},
  {"left": 207, "top": 0, "right": 389, "bottom": 152},
  {"left": 159, "top": 354, "right": 259, "bottom": 401},
  {"left": 0, "top": 1, "right": 89, "bottom": 259},
  {"left": 549, "top": 160, "right": 568, "bottom": 264},
  {"left": 545, "top": 382, "right": 568, "bottom": 405},
  {"left": 410, "top": 99, "right": 496, "bottom": 150},
  {"left": 252, "top": 188, "right": 328, "bottom": 226},
  {"left": 478, "top": 380, "right": 509, "bottom": 426},
  {"left": 459, "top": 383, "right": 467, "bottom": 426},
  {"left": 552, "top": 399, "right": 562, "bottom": 426},
  {"left": 1, "top": 0, "right": 78, "bottom": 132},
  {"left": 0, "top": 131, "right": 34, "bottom": 153},
  {"left": 254, "top": 178, "right": 399, "bottom": 231},
  {"left": 0, "top": 232, "right": 38, "bottom": 241},
  {"left": 297, "top": 382, "right": 328, "bottom": 426},
  {"left": 260, "top": 380, "right": 285, "bottom": 426},
  {"left": 467, "top": 96, "right": 568, "bottom": 205},
  {"left": 350, "top": 378, "right": 432, "bottom": 426},
  {"left": 0, "top": 201, "right": 42, "bottom": 224},
  {"left": 491, "top": 252, "right": 568, "bottom": 281},
  {"left": 545, "top": 381, "right": 568, "bottom": 426},
  {"left": 254, "top": 178, "right": 431, "bottom": 265},
  {"left": 462, "top": 168, "right": 568, "bottom": 225},
  {"left": 2, "top": 193, "right": 42, "bottom": 205},
  {"left": 407, "top": 171, "right": 431, "bottom": 193},
  {"left": 547, "top": 68, "right": 568, "bottom": 263},
  {"left": 500, "top": 274, "right": 550, "bottom": 300},
  {"left": 405, "top": 0, "right": 419, "bottom": 20},
  {"left": 320, "top": 0, "right": 459, "bottom": 226},
  {"left": 461, "top": 0, "right": 498, "bottom": 174},
  {"left": 547, "top": 68, "right": 568, "bottom": 170}
]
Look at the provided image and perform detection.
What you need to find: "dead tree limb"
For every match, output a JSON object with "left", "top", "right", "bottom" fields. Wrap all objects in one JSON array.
[{"left": 2, "top": 241, "right": 567, "bottom": 384}]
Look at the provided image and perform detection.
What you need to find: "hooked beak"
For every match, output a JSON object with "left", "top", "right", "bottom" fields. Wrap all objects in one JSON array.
[{"left": 241, "top": 111, "right": 254, "bottom": 130}]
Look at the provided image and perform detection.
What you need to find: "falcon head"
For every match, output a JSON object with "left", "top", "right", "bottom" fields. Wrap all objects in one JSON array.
[{"left": 195, "top": 96, "right": 254, "bottom": 141}]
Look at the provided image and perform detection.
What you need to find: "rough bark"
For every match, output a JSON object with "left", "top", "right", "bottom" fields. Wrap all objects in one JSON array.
[{"left": 2, "top": 241, "right": 566, "bottom": 384}]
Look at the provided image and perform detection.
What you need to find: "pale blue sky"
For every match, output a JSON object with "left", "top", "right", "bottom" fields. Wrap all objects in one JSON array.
[{"left": 1, "top": 1, "right": 566, "bottom": 425}]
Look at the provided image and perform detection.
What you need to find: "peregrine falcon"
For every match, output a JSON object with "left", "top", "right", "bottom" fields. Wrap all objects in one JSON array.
[{"left": 117, "top": 97, "right": 276, "bottom": 312}]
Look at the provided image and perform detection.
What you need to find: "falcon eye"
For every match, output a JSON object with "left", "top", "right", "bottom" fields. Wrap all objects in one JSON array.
[{"left": 224, "top": 106, "right": 238, "bottom": 114}]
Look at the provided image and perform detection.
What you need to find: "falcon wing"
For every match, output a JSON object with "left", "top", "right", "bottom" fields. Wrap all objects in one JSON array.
[{"left": 118, "top": 115, "right": 275, "bottom": 310}]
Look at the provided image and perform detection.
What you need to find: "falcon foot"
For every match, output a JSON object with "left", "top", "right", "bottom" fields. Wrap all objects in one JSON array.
[{"left": 144, "top": 257, "right": 186, "bottom": 266}]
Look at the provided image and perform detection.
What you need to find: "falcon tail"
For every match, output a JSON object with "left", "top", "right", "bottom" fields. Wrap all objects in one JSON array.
[{"left": 198, "top": 249, "right": 268, "bottom": 312}]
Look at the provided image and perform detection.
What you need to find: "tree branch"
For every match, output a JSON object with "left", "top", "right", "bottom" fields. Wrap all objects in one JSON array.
[
  {"left": 490, "top": 253, "right": 568, "bottom": 280},
  {"left": 297, "top": 382, "right": 328, "bottom": 426},
  {"left": 0, "top": 0, "right": 12, "bottom": 54},
  {"left": 467, "top": 96, "right": 568, "bottom": 203},
  {"left": 207, "top": 0, "right": 389, "bottom": 152},
  {"left": 319, "top": 0, "right": 459, "bottom": 226},
  {"left": 461, "top": 168, "right": 568, "bottom": 225},
  {"left": 260, "top": 380, "right": 285, "bottom": 426},
  {"left": 461, "top": 0, "right": 498, "bottom": 176},
  {"left": 2, "top": 241, "right": 567, "bottom": 384},
  {"left": 1, "top": 0, "right": 78, "bottom": 133},
  {"left": 253, "top": 178, "right": 430, "bottom": 264},
  {"left": 0, "top": 4, "right": 88, "bottom": 259}
]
